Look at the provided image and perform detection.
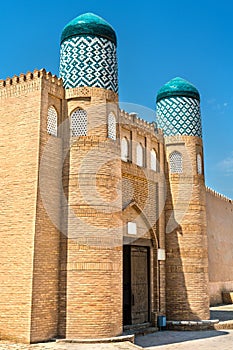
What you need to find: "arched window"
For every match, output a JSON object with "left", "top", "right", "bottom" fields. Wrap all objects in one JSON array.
[
  {"left": 197, "top": 154, "right": 202, "bottom": 174},
  {"left": 169, "top": 151, "right": 183, "bottom": 173},
  {"left": 151, "top": 149, "right": 157, "bottom": 171},
  {"left": 136, "top": 143, "right": 144, "bottom": 167},
  {"left": 71, "top": 108, "right": 87, "bottom": 137},
  {"left": 47, "top": 106, "right": 57, "bottom": 136},
  {"left": 121, "top": 137, "right": 129, "bottom": 162},
  {"left": 108, "top": 112, "right": 116, "bottom": 140}
]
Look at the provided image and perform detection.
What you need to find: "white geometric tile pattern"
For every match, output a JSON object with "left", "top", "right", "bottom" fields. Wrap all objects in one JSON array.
[
  {"left": 47, "top": 106, "right": 57, "bottom": 137},
  {"left": 60, "top": 35, "right": 118, "bottom": 92},
  {"left": 156, "top": 96, "right": 202, "bottom": 137}
]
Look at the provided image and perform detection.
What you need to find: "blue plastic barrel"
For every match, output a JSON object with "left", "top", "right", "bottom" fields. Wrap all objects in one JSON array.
[{"left": 157, "top": 315, "right": 166, "bottom": 328}]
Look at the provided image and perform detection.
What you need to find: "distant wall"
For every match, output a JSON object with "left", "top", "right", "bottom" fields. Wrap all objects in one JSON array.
[{"left": 206, "top": 188, "right": 233, "bottom": 305}]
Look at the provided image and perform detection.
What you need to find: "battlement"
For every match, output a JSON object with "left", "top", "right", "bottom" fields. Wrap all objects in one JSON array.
[
  {"left": 120, "top": 109, "right": 163, "bottom": 136},
  {"left": 0, "top": 69, "right": 64, "bottom": 100},
  {"left": 0, "top": 69, "right": 63, "bottom": 89},
  {"left": 206, "top": 186, "right": 232, "bottom": 203}
]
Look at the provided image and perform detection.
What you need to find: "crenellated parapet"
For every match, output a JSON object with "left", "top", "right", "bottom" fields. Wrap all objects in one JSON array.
[
  {"left": 120, "top": 109, "right": 163, "bottom": 138},
  {"left": 206, "top": 186, "right": 232, "bottom": 203},
  {"left": 0, "top": 69, "right": 63, "bottom": 99}
]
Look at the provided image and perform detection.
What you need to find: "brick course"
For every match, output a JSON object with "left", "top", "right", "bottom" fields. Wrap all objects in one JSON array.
[{"left": 0, "top": 71, "right": 212, "bottom": 343}]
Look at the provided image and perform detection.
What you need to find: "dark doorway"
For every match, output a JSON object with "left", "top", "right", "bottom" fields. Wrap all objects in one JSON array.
[{"left": 123, "top": 245, "right": 150, "bottom": 325}]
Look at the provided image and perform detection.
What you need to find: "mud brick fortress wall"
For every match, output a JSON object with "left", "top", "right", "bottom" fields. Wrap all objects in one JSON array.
[
  {"left": 0, "top": 12, "right": 232, "bottom": 344},
  {"left": 206, "top": 188, "right": 233, "bottom": 305}
]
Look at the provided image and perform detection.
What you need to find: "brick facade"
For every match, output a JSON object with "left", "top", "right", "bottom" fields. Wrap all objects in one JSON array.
[
  {"left": 0, "top": 69, "right": 213, "bottom": 342},
  {"left": 164, "top": 135, "right": 209, "bottom": 320},
  {"left": 0, "top": 64, "right": 214, "bottom": 343}
]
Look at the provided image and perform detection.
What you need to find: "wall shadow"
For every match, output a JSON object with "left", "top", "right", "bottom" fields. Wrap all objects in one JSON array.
[
  {"left": 164, "top": 154, "right": 209, "bottom": 321},
  {"left": 210, "top": 307, "right": 233, "bottom": 322},
  {"left": 135, "top": 330, "right": 229, "bottom": 348}
]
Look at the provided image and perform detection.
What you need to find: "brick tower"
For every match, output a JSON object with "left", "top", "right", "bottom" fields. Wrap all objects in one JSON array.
[
  {"left": 156, "top": 77, "right": 210, "bottom": 320},
  {"left": 59, "top": 13, "right": 123, "bottom": 338}
]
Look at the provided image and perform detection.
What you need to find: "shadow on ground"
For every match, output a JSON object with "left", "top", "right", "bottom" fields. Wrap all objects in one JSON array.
[
  {"left": 210, "top": 305, "right": 233, "bottom": 322},
  {"left": 135, "top": 330, "right": 229, "bottom": 348}
]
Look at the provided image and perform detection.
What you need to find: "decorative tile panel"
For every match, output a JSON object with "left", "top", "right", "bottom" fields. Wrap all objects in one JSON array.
[
  {"left": 156, "top": 96, "right": 202, "bottom": 137},
  {"left": 60, "top": 35, "right": 118, "bottom": 93}
]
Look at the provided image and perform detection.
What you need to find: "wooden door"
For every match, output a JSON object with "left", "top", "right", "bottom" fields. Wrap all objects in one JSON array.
[
  {"left": 123, "top": 245, "right": 131, "bottom": 325},
  {"left": 131, "top": 246, "right": 149, "bottom": 324}
]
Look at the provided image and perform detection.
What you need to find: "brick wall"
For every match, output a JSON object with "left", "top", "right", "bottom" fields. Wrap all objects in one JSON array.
[
  {"left": 206, "top": 188, "right": 233, "bottom": 305},
  {"left": 0, "top": 72, "right": 42, "bottom": 343},
  {"left": 0, "top": 70, "right": 213, "bottom": 342},
  {"left": 30, "top": 76, "right": 64, "bottom": 342},
  {"left": 64, "top": 89, "right": 123, "bottom": 338},
  {"left": 0, "top": 70, "right": 64, "bottom": 343},
  {"left": 164, "top": 135, "right": 210, "bottom": 320},
  {"left": 120, "top": 116, "right": 166, "bottom": 319}
]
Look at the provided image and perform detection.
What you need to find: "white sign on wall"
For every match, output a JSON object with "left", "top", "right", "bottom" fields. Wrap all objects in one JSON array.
[
  {"left": 127, "top": 222, "right": 137, "bottom": 235},
  {"left": 158, "top": 248, "right": 166, "bottom": 261}
]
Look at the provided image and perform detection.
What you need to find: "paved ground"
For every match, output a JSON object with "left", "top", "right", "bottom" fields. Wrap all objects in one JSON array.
[
  {"left": 210, "top": 303, "right": 233, "bottom": 321},
  {"left": 1, "top": 305, "right": 233, "bottom": 350},
  {"left": 136, "top": 330, "right": 233, "bottom": 349},
  {"left": 0, "top": 341, "right": 138, "bottom": 350},
  {"left": 1, "top": 331, "right": 233, "bottom": 350}
]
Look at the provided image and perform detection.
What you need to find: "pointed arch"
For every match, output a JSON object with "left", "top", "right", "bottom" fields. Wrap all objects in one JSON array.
[
  {"left": 71, "top": 108, "right": 87, "bottom": 137},
  {"left": 121, "top": 137, "right": 129, "bottom": 162},
  {"left": 47, "top": 106, "right": 58, "bottom": 136},
  {"left": 123, "top": 200, "right": 158, "bottom": 248},
  {"left": 136, "top": 143, "right": 144, "bottom": 167},
  {"left": 151, "top": 149, "right": 157, "bottom": 171},
  {"left": 169, "top": 151, "right": 183, "bottom": 173}
]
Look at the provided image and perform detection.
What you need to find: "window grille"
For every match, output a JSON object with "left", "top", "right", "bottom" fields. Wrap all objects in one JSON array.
[
  {"left": 197, "top": 154, "right": 202, "bottom": 174},
  {"left": 71, "top": 109, "right": 87, "bottom": 137},
  {"left": 169, "top": 151, "right": 183, "bottom": 173},
  {"left": 108, "top": 112, "right": 116, "bottom": 140},
  {"left": 136, "top": 143, "right": 144, "bottom": 167},
  {"left": 47, "top": 106, "right": 57, "bottom": 136},
  {"left": 151, "top": 149, "right": 157, "bottom": 171},
  {"left": 121, "top": 137, "right": 129, "bottom": 162}
]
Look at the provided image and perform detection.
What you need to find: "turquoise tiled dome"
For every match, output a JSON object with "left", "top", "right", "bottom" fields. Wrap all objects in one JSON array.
[
  {"left": 156, "top": 77, "right": 200, "bottom": 102},
  {"left": 156, "top": 77, "right": 202, "bottom": 137},
  {"left": 61, "top": 13, "right": 117, "bottom": 45}
]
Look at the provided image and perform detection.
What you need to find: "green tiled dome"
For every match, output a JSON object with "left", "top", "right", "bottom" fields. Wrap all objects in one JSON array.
[
  {"left": 61, "top": 13, "right": 117, "bottom": 45},
  {"left": 156, "top": 77, "right": 200, "bottom": 102}
]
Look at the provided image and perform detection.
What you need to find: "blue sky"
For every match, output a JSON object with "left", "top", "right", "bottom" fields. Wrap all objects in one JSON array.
[{"left": 1, "top": 0, "right": 233, "bottom": 198}]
